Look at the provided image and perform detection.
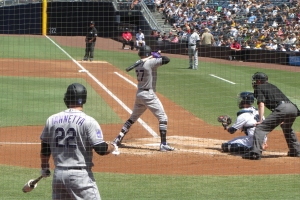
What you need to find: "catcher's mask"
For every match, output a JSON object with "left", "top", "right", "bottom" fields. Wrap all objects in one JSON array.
[
  {"left": 138, "top": 45, "right": 152, "bottom": 57},
  {"left": 252, "top": 72, "right": 268, "bottom": 88},
  {"left": 64, "top": 83, "right": 87, "bottom": 108},
  {"left": 237, "top": 91, "right": 255, "bottom": 109}
]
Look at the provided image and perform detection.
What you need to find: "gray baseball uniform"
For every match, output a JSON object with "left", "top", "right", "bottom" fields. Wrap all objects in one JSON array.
[
  {"left": 40, "top": 108, "right": 104, "bottom": 200},
  {"left": 187, "top": 31, "right": 200, "bottom": 69},
  {"left": 113, "top": 52, "right": 174, "bottom": 151},
  {"left": 130, "top": 58, "right": 167, "bottom": 124}
]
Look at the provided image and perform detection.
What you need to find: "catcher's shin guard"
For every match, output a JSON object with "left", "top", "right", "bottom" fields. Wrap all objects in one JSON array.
[{"left": 221, "top": 143, "right": 229, "bottom": 152}]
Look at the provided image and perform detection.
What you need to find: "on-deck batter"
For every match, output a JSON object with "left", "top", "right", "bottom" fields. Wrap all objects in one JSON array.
[{"left": 40, "top": 83, "right": 117, "bottom": 200}]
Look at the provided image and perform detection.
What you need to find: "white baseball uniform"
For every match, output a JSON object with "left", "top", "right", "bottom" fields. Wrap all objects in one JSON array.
[
  {"left": 136, "top": 32, "right": 145, "bottom": 47},
  {"left": 227, "top": 106, "right": 267, "bottom": 149}
]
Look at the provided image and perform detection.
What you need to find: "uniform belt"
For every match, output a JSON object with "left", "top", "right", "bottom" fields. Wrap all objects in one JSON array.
[
  {"left": 57, "top": 167, "right": 85, "bottom": 170},
  {"left": 143, "top": 89, "right": 150, "bottom": 91},
  {"left": 188, "top": 44, "right": 195, "bottom": 46},
  {"left": 67, "top": 167, "right": 85, "bottom": 170}
]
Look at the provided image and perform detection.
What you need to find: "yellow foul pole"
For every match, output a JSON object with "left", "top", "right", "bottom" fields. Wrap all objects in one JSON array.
[{"left": 42, "top": 0, "right": 47, "bottom": 35}]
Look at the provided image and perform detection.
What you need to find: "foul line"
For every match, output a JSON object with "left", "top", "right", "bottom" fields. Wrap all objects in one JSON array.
[
  {"left": 209, "top": 74, "right": 236, "bottom": 84},
  {"left": 45, "top": 36, "right": 158, "bottom": 138},
  {"left": 114, "top": 72, "right": 137, "bottom": 88}
]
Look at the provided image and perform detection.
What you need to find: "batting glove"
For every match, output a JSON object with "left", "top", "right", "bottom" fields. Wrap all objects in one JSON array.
[
  {"left": 40, "top": 168, "right": 51, "bottom": 178},
  {"left": 151, "top": 51, "right": 161, "bottom": 58}
]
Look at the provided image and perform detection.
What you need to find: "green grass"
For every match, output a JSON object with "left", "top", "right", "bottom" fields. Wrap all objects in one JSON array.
[
  {"left": 1, "top": 165, "right": 299, "bottom": 200},
  {"left": 1, "top": 35, "right": 300, "bottom": 200},
  {"left": 1, "top": 35, "right": 300, "bottom": 130},
  {"left": 0, "top": 76, "right": 122, "bottom": 127}
]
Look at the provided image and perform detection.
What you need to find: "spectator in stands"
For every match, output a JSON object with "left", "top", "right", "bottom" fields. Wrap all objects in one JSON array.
[
  {"left": 201, "top": 28, "right": 214, "bottom": 46},
  {"left": 277, "top": 26, "right": 284, "bottom": 36},
  {"left": 215, "top": 34, "right": 224, "bottom": 47},
  {"left": 244, "top": 41, "right": 251, "bottom": 49},
  {"left": 230, "top": 26, "right": 238, "bottom": 37},
  {"left": 130, "top": 0, "right": 140, "bottom": 10},
  {"left": 151, "top": 29, "right": 158, "bottom": 37},
  {"left": 155, "top": 0, "right": 162, "bottom": 12},
  {"left": 162, "top": 32, "right": 168, "bottom": 41},
  {"left": 289, "top": 44, "right": 299, "bottom": 51},
  {"left": 257, "top": 12, "right": 265, "bottom": 23},
  {"left": 265, "top": 39, "right": 278, "bottom": 50},
  {"left": 170, "top": 33, "right": 179, "bottom": 43},
  {"left": 229, "top": 39, "right": 242, "bottom": 61},
  {"left": 288, "top": 33, "right": 297, "bottom": 44},
  {"left": 279, "top": 44, "right": 287, "bottom": 51},
  {"left": 135, "top": 29, "right": 145, "bottom": 49},
  {"left": 253, "top": 39, "right": 263, "bottom": 49},
  {"left": 248, "top": 12, "right": 257, "bottom": 23},
  {"left": 157, "top": 31, "right": 163, "bottom": 42},
  {"left": 281, "top": 34, "right": 290, "bottom": 45},
  {"left": 122, "top": 28, "right": 134, "bottom": 50}
]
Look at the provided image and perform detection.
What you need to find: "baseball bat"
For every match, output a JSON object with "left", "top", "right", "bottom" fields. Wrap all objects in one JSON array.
[
  {"left": 22, "top": 176, "right": 43, "bottom": 193},
  {"left": 125, "top": 55, "right": 153, "bottom": 72}
]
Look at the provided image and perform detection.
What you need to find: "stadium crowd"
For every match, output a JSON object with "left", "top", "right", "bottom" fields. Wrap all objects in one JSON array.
[{"left": 153, "top": 0, "right": 300, "bottom": 52}]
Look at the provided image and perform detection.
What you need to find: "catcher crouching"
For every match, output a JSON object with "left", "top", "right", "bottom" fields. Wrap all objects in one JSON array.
[{"left": 218, "top": 92, "right": 268, "bottom": 153}]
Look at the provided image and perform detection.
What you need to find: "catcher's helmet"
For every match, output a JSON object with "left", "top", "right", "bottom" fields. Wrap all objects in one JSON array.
[
  {"left": 64, "top": 83, "right": 87, "bottom": 108},
  {"left": 252, "top": 72, "right": 268, "bottom": 88},
  {"left": 237, "top": 91, "right": 255, "bottom": 108},
  {"left": 138, "top": 45, "right": 152, "bottom": 57}
]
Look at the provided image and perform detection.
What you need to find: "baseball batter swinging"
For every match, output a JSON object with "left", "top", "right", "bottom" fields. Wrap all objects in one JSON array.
[
  {"left": 113, "top": 45, "right": 175, "bottom": 152},
  {"left": 40, "top": 83, "right": 118, "bottom": 200}
]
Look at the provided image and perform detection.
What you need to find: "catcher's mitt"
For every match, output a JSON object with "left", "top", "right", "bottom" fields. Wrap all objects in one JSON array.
[{"left": 217, "top": 115, "right": 232, "bottom": 129}]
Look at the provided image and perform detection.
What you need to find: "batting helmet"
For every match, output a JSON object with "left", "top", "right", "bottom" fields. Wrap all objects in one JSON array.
[
  {"left": 237, "top": 91, "right": 255, "bottom": 108},
  {"left": 252, "top": 72, "right": 268, "bottom": 88},
  {"left": 138, "top": 45, "right": 152, "bottom": 57},
  {"left": 64, "top": 83, "right": 87, "bottom": 108}
]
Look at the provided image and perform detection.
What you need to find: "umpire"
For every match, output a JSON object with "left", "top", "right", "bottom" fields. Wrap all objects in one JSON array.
[
  {"left": 82, "top": 21, "right": 97, "bottom": 62},
  {"left": 243, "top": 72, "right": 300, "bottom": 160}
]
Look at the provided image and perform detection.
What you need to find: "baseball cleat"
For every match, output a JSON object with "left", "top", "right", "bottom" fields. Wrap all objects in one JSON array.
[
  {"left": 242, "top": 152, "right": 261, "bottom": 160},
  {"left": 160, "top": 144, "right": 175, "bottom": 152},
  {"left": 113, "top": 135, "right": 123, "bottom": 147}
]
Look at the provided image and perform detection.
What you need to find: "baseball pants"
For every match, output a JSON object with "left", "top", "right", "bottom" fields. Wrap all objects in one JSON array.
[
  {"left": 52, "top": 167, "right": 101, "bottom": 200},
  {"left": 252, "top": 103, "right": 300, "bottom": 154},
  {"left": 130, "top": 89, "right": 168, "bottom": 131},
  {"left": 84, "top": 42, "right": 96, "bottom": 60},
  {"left": 188, "top": 46, "right": 198, "bottom": 69}
]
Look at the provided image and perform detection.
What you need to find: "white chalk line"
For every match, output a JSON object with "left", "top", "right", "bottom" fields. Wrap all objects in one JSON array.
[
  {"left": 209, "top": 74, "right": 236, "bottom": 84},
  {"left": 46, "top": 36, "right": 158, "bottom": 138}
]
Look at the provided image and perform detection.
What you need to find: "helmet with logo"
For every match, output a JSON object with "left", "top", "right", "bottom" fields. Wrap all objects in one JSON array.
[
  {"left": 237, "top": 91, "right": 255, "bottom": 109},
  {"left": 64, "top": 83, "right": 87, "bottom": 108},
  {"left": 138, "top": 45, "right": 152, "bottom": 57}
]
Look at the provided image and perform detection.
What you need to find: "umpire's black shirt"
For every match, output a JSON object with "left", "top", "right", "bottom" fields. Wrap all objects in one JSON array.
[
  {"left": 86, "top": 27, "right": 97, "bottom": 41},
  {"left": 254, "top": 82, "right": 290, "bottom": 111}
]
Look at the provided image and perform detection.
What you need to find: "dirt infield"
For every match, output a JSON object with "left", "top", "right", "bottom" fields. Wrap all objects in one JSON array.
[{"left": 0, "top": 36, "right": 300, "bottom": 176}]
